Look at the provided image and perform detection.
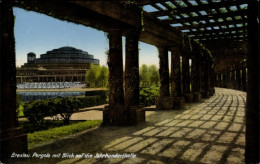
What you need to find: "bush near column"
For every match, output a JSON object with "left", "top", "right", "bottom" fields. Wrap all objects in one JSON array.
[{"left": 139, "top": 86, "right": 159, "bottom": 106}]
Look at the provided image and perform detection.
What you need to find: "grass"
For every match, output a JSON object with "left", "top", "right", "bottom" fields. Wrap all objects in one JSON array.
[
  {"left": 20, "top": 120, "right": 84, "bottom": 133},
  {"left": 27, "top": 120, "right": 102, "bottom": 148},
  {"left": 17, "top": 102, "right": 25, "bottom": 117}
]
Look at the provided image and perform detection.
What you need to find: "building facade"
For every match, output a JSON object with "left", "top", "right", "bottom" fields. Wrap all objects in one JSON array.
[{"left": 16, "top": 46, "right": 99, "bottom": 83}]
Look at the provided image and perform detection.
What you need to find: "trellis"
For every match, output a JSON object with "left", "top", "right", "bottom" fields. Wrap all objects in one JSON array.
[{"left": 122, "top": 0, "right": 248, "bottom": 49}]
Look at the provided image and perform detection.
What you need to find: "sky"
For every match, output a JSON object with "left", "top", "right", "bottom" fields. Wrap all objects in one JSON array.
[{"left": 13, "top": 7, "right": 160, "bottom": 68}]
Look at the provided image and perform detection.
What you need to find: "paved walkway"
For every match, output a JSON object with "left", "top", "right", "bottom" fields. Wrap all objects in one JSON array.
[{"left": 13, "top": 88, "right": 246, "bottom": 164}]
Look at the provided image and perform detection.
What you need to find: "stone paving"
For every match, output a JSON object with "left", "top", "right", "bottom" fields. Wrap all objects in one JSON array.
[{"left": 13, "top": 88, "right": 246, "bottom": 164}]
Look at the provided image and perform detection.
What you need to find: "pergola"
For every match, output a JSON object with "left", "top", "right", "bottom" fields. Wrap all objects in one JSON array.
[
  {"left": 121, "top": 0, "right": 248, "bottom": 70},
  {"left": 138, "top": 1, "right": 248, "bottom": 44},
  {"left": 0, "top": 1, "right": 258, "bottom": 163}
]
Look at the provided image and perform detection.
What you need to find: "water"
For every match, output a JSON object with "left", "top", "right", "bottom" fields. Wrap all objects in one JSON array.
[{"left": 17, "top": 91, "right": 85, "bottom": 102}]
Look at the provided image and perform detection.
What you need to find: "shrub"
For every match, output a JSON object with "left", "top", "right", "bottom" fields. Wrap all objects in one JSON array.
[
  {"left": 23, "top": 100, "right": 51, "bottom": 127},
  {"left": 23, "top": 95, "right": 107, "bottom": 127},
  {"left": 139, "top": 86, "right": 159, "bottom": 106},
  {"left": 85, "top": 90, "right": 108, "bottom": 99},
  {"left": 77, "top": 95, "right": 106, "bottom": 108},
  {"left": 56, "top": 97, "right": 81, "bottom": 125}
]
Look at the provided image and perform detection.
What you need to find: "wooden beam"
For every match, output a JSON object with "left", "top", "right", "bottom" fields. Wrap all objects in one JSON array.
[
  {"left": 198, "top": 37, "right": 247, "bottom": 43},
  {"left": 72, "top": 1, "right": 141, "bottom": 28},
  {"left": 14, "top": 1, "right": 182, "bottom": 47},
  {"left": 157, "top": 10, "right": 248, "bottom": 24},
  {"left": 151, "top": 0, "right": 247, "bottom": 17},
  {"left": 14, "top": 1, "right": 130, "bottom": 32},
  {"left": 133, "top": 0, "right": 168, "bottom": 6},
  {"left": 185, "top": 26, "right": 247, "bottom": 35},
  {"left": 175, "top": 19, "right": 247, "bottom": 31},
  {"left": 201, "top": 40, "right": 247, "bottom": 48}
]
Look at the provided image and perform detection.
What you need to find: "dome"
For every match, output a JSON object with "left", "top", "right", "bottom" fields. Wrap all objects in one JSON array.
[
  {"left": 58, "top": 46, "right": 77, "bottom": 50},
  {"left": 32, "top": 46, "right": 99, "bottom": 65},
  {"left": 27, "top": 52, "right": 36, "bottom": 56}
]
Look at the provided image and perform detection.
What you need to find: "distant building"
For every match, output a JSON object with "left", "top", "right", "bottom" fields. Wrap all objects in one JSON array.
[{"left": 16, "top": 46, "right": 99, "bottom": 83}]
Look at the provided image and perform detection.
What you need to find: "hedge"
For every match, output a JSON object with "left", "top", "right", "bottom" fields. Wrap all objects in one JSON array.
[
  {"left": 85, "top": 90, "right": 108, "bottom": 99},
  {"left": 23, "top": 95, "right": 107, "bottom": 127}
]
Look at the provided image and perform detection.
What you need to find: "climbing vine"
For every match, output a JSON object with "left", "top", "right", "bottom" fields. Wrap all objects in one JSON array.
[{"left": 140, "top": 7, "right": 145, "bottom": 31}]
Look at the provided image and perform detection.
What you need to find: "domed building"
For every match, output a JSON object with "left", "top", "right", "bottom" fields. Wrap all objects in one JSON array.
[{"left": 16, "top": 46, "right": 99, "bottom": 83}]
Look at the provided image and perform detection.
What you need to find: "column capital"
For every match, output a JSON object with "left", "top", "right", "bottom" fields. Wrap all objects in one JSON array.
[
  {"left": 124, "top": 28, "right": 140, "bottom": 36},
  {"left": 107, "top": 29, "right": 122, "bottom": 37},
  {"left": 170, "top": 46, "right": 182, "bottom": 54}
]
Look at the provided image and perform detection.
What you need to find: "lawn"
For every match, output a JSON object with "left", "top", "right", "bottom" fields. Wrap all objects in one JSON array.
[{"left": 27, "top": 120, "right": 102, "bottom": 148}]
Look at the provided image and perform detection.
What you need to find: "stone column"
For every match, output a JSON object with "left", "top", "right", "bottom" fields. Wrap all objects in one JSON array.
[
  {"left": 170, "top": 47, "right": 185, "bottom": 108},
  {"left": 182, "top": 54, "right": 193, "bottom": 102},
  {"left": 231, "top": 70, "right": 236, "bottom": 89},
  {"left": 219, "top": 74, "right": 222, "bottom": 87},
  {"left": 241, "top": 67, "right": 247, "bottom": 91},
  {"left": 0, "top": 2, "right": 27, "bottom": 162},
  {"left": 223, "top": 72, "right": 227, "bottom": 88},
  {"left": 192, "top": 58, "right": 201, "bottom": 101},
  {"left": 215, "top": 74, "right": 218, "bottom": 87},
  {"left": 209, "top": 66, "right": 215, "bottom": 96},
  {"left": 125, "top": 31, "right": 139, "bottom": 107},
  {"left": 124, "top": 30, "right": 145, "bottom": 124},
  {"left": 217, "top": 74, "right": 221, "bottom": 87},
  {"left": 158, "top": 46, "right": 170, "bottom": 97},
  {"left": 156, "top": 46, "right": 175, "bottom": 110},
  {"left": 226, "top": 70, "right": 230, "bottom": 88},
  {"left": 107, "top": 30, "right": 124, "bottom": 108},
  {"left": 236, "top": 67, "right": 241, "bottom": 90},
  {"left": 201, "top": 59, "right": 210, "bottom": 98},
  {"left": 103, "top": 30, "right": 125, "bottom": 125},
  {"left": 246, "top": 1, "right": 259, "bottom": 163}
]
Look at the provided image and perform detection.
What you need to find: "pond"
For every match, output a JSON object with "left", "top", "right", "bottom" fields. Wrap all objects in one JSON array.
[{"left": 17, "top": 91, "right": 85, "bottom": 102}]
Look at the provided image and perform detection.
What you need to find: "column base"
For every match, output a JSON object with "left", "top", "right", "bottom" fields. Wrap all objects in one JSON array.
[
  {"left": 209, "top": 88, "right": 215, "bottom": 96},
  {"left": 193, "top": 92, "right": 201, "bottom": 102},
  {"left": 0, "top": 128, "right": 28, "bottom": 162},
  {"left": 201, "top": 91, "right": 210, "bottom": 98},
  {"left": 103, "top": 105, "right": 145, "bottom": 126},
  {"left": 174, "top": 97, "right": 185, "bottom": 109},
  {"left": 156, "top": 97, "right": 175, "bottom": 110},
  {"left": 231, "top": 85, "right": 236, "bottom": 89},
  {"left": 183, "top": 93, "right": 194, "bottom": 103}
]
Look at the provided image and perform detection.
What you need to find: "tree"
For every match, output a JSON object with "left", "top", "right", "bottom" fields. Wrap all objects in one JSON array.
[
  {"left": 85, "top": 66, "right": 96, "bottom": 87},
  {"left": 85, "top": 64, "right": 108, "bottom": 88},
  {"left": 98, "top": 65, "right": 108, "bottom": 87},
  {"left": 140, "top": 64, "right": 149, "bottom": 87},
  {"left": 148, "top": 65, "right": 159, "bottom": 86}
]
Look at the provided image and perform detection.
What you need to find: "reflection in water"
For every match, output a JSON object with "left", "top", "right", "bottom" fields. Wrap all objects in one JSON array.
[{"left": 17, "top": 82, "right": 85, "bottom": 89}]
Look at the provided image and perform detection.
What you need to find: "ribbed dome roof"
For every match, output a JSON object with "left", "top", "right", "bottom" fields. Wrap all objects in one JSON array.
[
  {"left": 32, "top": 46, "right": 99, "bottom": 65},
  {"left": 27, "top": 52, "right": 36, "bottom": 56},
  {"left": 58, "top": 46, "right": 77, "bottom": 50}
]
